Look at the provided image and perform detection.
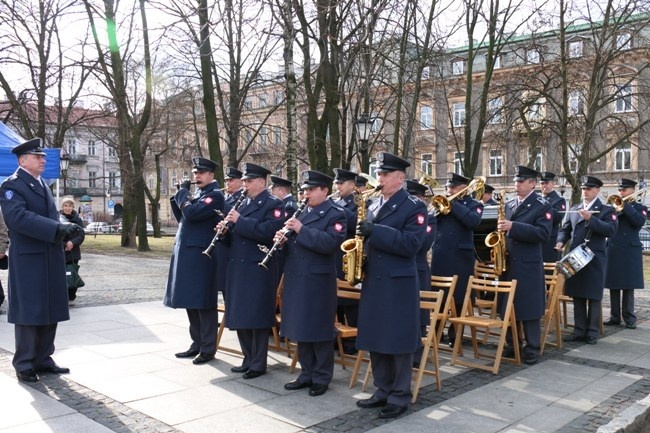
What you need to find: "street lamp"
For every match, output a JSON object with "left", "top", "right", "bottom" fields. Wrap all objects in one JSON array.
[
  {"left": 558, "top": 173, "right": 567, "bottom": 197},
  {"left": 356, "top": 113, "right": 375, "bottom": 171},
  {"left": 59, "top": 149, "right": 70, "bottom": 195}
]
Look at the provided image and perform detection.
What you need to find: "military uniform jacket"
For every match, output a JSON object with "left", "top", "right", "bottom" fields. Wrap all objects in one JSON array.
[
  {"left": 605, "top": 201, "right": 647, "bottom": 289},
  {"left": 216, "top": 189, "right": 244, "bottom": 292},
  {"left": 282, "top": 195, "right": 298, "bottom": 220},
  {"left": 417, "top": 212, "right": 437, "bottom": 327},
  {"left": 430, "top": 196, "right": 484, "bottom": 304},
  {"left": 280, "top": 200, "right": 346, "bottom": 342},
  {"left": 165, "top": 182, "right": 225, "bottom": 309},
  {"left": 557, "top": 198, "right": 618, "bottom": 300},
  {"left": 503, "top": 193, "right": 552, "bottom": 320},
  {"left": 0, "top": 168, "right": 68, "bottom": 325},
  {"left": 542, "top": 190, "right": 567, "bottom": 262},
  {"left": 357, "top": 189, "right": 428, "bottom": 354},
  {"left": 224, "top": 190, "right": 285, "bottom": 329}
]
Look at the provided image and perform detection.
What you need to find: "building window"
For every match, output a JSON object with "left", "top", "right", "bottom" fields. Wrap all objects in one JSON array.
[
  {"left": 454, "top": 151, "right": 464, "bottom": 174},
  {"left": 67, "top": 138, "right": 77, "bottom": 155},
  {"left": 568, "top": 40, "right": 583, "bottom": 58},
  {"left": 171, "top": 174, "right": 177, "bottom": 191},
  {"left": 88, "top": 140, "right": 96, "bottom": 156},
  {"left": 489, "top": 149, "right": 503, "bottom": 176},
  {"left": 274, "top": 91, "right": 283, "bottom": 105},
  {"left": 526, "top": 47, "right": 540, "bottom": 64},
  {"left": 488, "top": 97, "right": 503, "bottom": 124},
  {"left": 420, "top": 153, "right": 433, "bottom": 175},
  {"left": 493, "top": 54, "right": 501, "bottom": 69},
  {"left": 616, "top": 32, "right": 632, "bottom": 50},
  {"left": 452, "top": 59, "right": 464, "bottom": 75},
  {"left": 245, "top": 130, "right": 253, "bottom": 146},
  {"left": 259, "top": 126, "right": 267, "bottom": 148},
  {"left": 526, "top": 97, "right": 545, "bottom": 122},
  {"left": 452, "top": 102, "right": 465, "bottom": 127},
  {"left": 108, "top": 146, "right": 117, "bottom": 158},
  {"left": 108, "top": 171, "right": 118, "bottom": 188},
  {"left": 244, "top": 98, "right": 253, "bottom": 110},
  {"left": 258, "top": 95, "right": 267, "bottom": 108},
  {"left": 614, "top": 143, "right": 631, "bottom": 171},
  {"left": 420, "top": 106, "right": 433, "bottom": 129},
  {"left": 569, "top": 145, "right": 581, "bottom": 173},
  {"left": 371, "top": 115, "right": 383, "bottom": 133},
  {"left": 88, "top": 171, "right": 97, "bottom": 188},
  {"left": 614, "top": 84, "right": 633, "bottom": 113},
  {"left": 528, "top": 148, "right": 543, "bottom": 172},
  {"left": 274, "top": 126, "right": 282, "bottom": 146},
  {"left": 422, "top": 66, "right": 431, "bottom": 80},
  {"left": 568, "top": 91, "right": 585, "bottom": 116}
]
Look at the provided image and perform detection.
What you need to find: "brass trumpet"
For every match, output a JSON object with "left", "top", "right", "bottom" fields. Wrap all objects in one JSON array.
[
  {"left": 607, "top": 188, "right": 647, "bottom": 212},
  {"left": 431, "top": 176, "right": 486, "bottom": 216}
]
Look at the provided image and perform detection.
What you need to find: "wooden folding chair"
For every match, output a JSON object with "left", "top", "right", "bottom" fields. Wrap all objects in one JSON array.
[
  {"left": 268, "top": 275, "right": 292, "bottom": 357},
  {"left": 215, "top": 304, "right": 242, "bottom": 356},
  {"left": 473, "top": 261, "right": 501, "bottom": 343},
  {"left": 412, "top": 290, "right": 444, "bottom": 402},
  {"left": 449, "top": 276, "right": 520, "bottom": 374},
  {"left": 430, "top": 275, "right": 458, "bottom": 351},
  {"left": 540, "top": 273, "right": 565, "bottom": 354}
]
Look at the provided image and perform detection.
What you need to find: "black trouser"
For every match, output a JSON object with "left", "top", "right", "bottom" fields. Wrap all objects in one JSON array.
[
  {"left": 608, "top": 289, "right": 636, "bottom": 325},
  {"left": 13, "top": 324, "right": 58, "bottom": 372},
  {"left": 573, "top": 297, "right": 601, "bottom": 339},
  {"left": 369, "top": 352, "right": 413, "bottom": 408},
  {"left": 187, "top": 308, "right": 219, "bottom": 355}
]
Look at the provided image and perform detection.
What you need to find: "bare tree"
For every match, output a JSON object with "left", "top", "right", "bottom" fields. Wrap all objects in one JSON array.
[{"left": 82, "top": 0, "right": 153, "bottom": 250}]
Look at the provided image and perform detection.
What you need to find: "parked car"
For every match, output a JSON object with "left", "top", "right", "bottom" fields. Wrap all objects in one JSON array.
[
  {"left": 640, "top": 227, "right": 650, "bottom": 251},
  {"left": 84, "top": 222, "right": 113, "bottom": 234},
  {"left": 116, "top": 221, "right": 156, "bottom": 235}
]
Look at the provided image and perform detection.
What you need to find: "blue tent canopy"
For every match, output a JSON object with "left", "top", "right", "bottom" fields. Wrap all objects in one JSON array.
[{"left": 0, "top": 122, "right": 61, "bottom": 180}]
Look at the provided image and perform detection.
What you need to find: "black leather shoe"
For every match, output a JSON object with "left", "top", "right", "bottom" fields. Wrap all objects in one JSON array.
[
  {"left": 231, "top": 365, "right": 248, "bottom": 373},
  {"left": 36, "top": 364, "right": 70, "bottom": 374},
  {"left": 16, "top": 369, "right": 39, "bottom": 383},
  {"left": 175, "top": 349, "right": 200, "bottom": 358},
  {"left": 586, "top": 336, "right": 598, "bottom": 345},
  {"left": 564, "top": 334, "right": 585, "bottom": 342},
  {"left": 378, "top": 404, "right": 408, "bottom": 419},
  {"left": 309, "top": 383, "right": 328, "bottom": 396},
  {"left": 523, "top": 353, "right": 539, "bottom": 365},
  {"left": 626, "top": 323, "right": 637, "bottom": 329},
  {"left": 243, "top": 370, "right": 265, "bottom": 379},
  {"left": 356, "top": 395, "right": 387, "bottom": 409},
  {"left": 284, "top": 379, "right": 312, "bottom": 390},
  {"left": 192, "top": 353, "right": 215, "bottom": 365},
  {"left": 603, "top": 318, "right": 621, "bottom": 326}
]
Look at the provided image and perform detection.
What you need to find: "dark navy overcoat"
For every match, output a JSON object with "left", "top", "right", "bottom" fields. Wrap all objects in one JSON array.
[
  {"left": 0, "top": 168, "right": 68, "bottom": 325},
  {"left": 417, "top": 211, "right": 437, "bottom": 327},
  {"left": 224, "top": 190, "right": 285, "bottom": 329},
  {"left": 280, "top": 200, "right": 346, "bottom": 342},
  {"left": 541, "top": 190, "right": 567, "bottom": 263},
  {"left": 216, "top": 189, "right": 243, "bottom": 293},
  {"left": 605, "top": 201, "right": 647, "bottom": 289},
  {"left": 503, "top": 193, "right": 552, "bottom": 321},
  {"left": 357, "top": 189, "right": 428, "bottom": 354},
  {"left": 430, "top": 196, "right": 484, "bottom": 304},
  {"left": 164, "top": 182, "right": 225, "bottom": 309},
  {"left": 557, "top": 198, "right": 618, "bottom": 300}
]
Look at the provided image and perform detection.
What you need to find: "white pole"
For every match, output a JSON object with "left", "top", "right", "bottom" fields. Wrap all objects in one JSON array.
[{"left": 55, "top": 179, "right": 60, "bottom": 206}]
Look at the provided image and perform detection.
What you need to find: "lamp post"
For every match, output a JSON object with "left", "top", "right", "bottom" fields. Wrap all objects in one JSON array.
[
  {"left": 558, "top": 174, "right": 567, "bottom": 197},
  {"left": 356, "top": 113, "right": 375, "bottom": 172},
  {"left": 59, "top": 149, "right": 70, "bottom": 196}
]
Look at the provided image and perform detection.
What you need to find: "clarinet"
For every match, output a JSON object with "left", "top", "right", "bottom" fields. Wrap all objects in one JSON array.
[
  {"left": 258, "top": 199, "right": 309, "bottom": 270},
  {"left": 202, "top": 191, "right": 248, "bottom": 257}
]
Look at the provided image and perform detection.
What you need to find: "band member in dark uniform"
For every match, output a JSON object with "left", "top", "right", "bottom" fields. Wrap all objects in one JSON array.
[
  {"left": 279, "top": 170, "right": 346, "bottom": 397},
  {"left": 220, "top": 163, "right": 285, "bottom": 378},
  {"left": 481, "top": 184, "right": 497, "bottom": 205},
  {"left": 430, "top": 172, "right": 483, "bottom": 344},
  {"left": 499, "top": 166, "right": 552, "bottom": 365},
  {"left": 355, "top": 152, "right": 428, "bottom": 419},
  {"left": 355, "top": 175, "right": 369, "bottom": 192},
  {"left": 539, "top": 171, "right": 567, "bottom": 263},
  {"left": 165, "top": 157, "right": 225, "bottom": 365},
  {"left": 270, "top": 175, "right": 297, "bottom": 219},
  {"left": 556, "top": 176, "right": 618, "bottom": 344},
  {"left": 405, "top": 180, "right": 437, "bottom": 365},
  {"left": 604, "top": 178, "right": 648, "bottom": 329},
  {"left": 0, "top": 138, "right": 83, "bottom": 382},
  {"left": 216, "top": 167, "right": 244, "bottom": 298}
]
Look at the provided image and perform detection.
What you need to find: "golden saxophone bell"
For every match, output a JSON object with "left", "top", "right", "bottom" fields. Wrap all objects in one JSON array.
[{"left": 418, "top": 173, "right": 439, "bottom": 196}]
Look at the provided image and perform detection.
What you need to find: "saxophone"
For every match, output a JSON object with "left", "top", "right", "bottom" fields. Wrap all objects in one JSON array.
[
  {"left": 484, "top": 190, "right": 508, "bottom": 276},
  {"left": 340, "top": 186, "right": 382, "bottom": 285}
]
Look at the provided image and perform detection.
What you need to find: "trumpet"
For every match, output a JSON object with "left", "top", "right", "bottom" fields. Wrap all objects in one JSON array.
[
  {"left": 431, "top": 176, "right": 486, "bottom": 217},
  {"left": 607, "top": 188, "right": 647, "bottom": 212},
  {"left": 202, "top": 191, "right": 248, "bottom": 257},
  {"left": 175, "top": 178, "right": 199, "bottom": 190},
  {"left": 258, "top": 199, "right": 309, "bottom": 270}
]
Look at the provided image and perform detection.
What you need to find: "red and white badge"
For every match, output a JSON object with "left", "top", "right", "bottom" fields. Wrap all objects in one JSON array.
[
  {"left": 476, "top": 207, "right": 483, "bottom": 214},
  {"left": 612, "top": 214, "right": 617, "bottom": 221},
  {"left": 426, "top": 225, "right": 432, "bottom": 234},
  {"left": 416, "top": 214, "right": 425, "bottom": 225},
  {"left": 334, "top": 222, "right": 344, "bottom": 232},
  {"left": 545, "top": 212, "right": 551, "bottom": 220},
  {"left": 203, "top": 197, "right": 213, "bottom": 204},
  {"left": 274, "top": 209, "right": 283, "bottom": 218},
  {"left": 643, "top": 210, "right": 647, "bottom": 217}
]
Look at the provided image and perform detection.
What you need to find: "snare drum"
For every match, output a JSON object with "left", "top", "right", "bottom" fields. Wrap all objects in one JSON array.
[{"left": 556, "top": 243, "right": 595, "bottom": 279}]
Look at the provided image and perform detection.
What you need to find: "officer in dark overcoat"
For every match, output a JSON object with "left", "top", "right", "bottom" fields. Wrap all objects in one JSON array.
[
  {"left": 269, "top": 175, "right": 297, "bottom": 288},
  {"left": 165, "top": 157, "right": 225, "bottom": 364},
  {"left": 216, "top": 167, "right": 244, "bottom": 298},
  {"left": 556, "top": 175, "right": 618, "bottom": 344},
  {"left": 539, "top": 172, "right": 567, "bottom": 263},
  {"left": 221, "top": 163, "right": 285, "bottom": 379},
  {"left": 280, "top": 170, "right": 346, "bottom": 397},
  {"left": 355, "top": 153, "right": 428, "bottom": 419},
  {"left": 430, "top": 172, "right": 483, "bottom": 342},
  {"left": 481, "top": 184, "right": 498, "bottom": 205},
  {"left": 0, "top": 138, "right": 83, "bottom": 382},
  {"left": 405, "top": 180, "right": 437, "bottom": 365},
  {"left": 499, "top": 166, "right": 552, "bottom": 364},
  {"left": 604, "top": 178, "right": 648, "bottom": 329}
]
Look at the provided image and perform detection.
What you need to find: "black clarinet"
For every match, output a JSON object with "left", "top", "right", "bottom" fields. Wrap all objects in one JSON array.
[
  {"left": 202, "top": 191, "right": 248, "bottom": 257},
  {"left": 258, "top": 199, "right": 309, "bottom": 270}
]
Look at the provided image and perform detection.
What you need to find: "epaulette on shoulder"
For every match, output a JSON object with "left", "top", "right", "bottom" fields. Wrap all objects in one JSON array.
[
  {"left": 408, "top": 195, "right": 419, "bottom": 204},
  {"left": 536, "top": 196, "right": 549, "bottom": 205}
]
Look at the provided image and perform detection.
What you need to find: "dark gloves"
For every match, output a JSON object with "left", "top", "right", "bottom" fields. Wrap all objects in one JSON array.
[
  {"left": 180, "top": 179, "right": 192, "bottom": 190},
  {"left": 356, "top": 220, "right": 374, "bottom": 237},
  {"left": 55, "top": 222, "right": 82, "bottom": 242}
]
